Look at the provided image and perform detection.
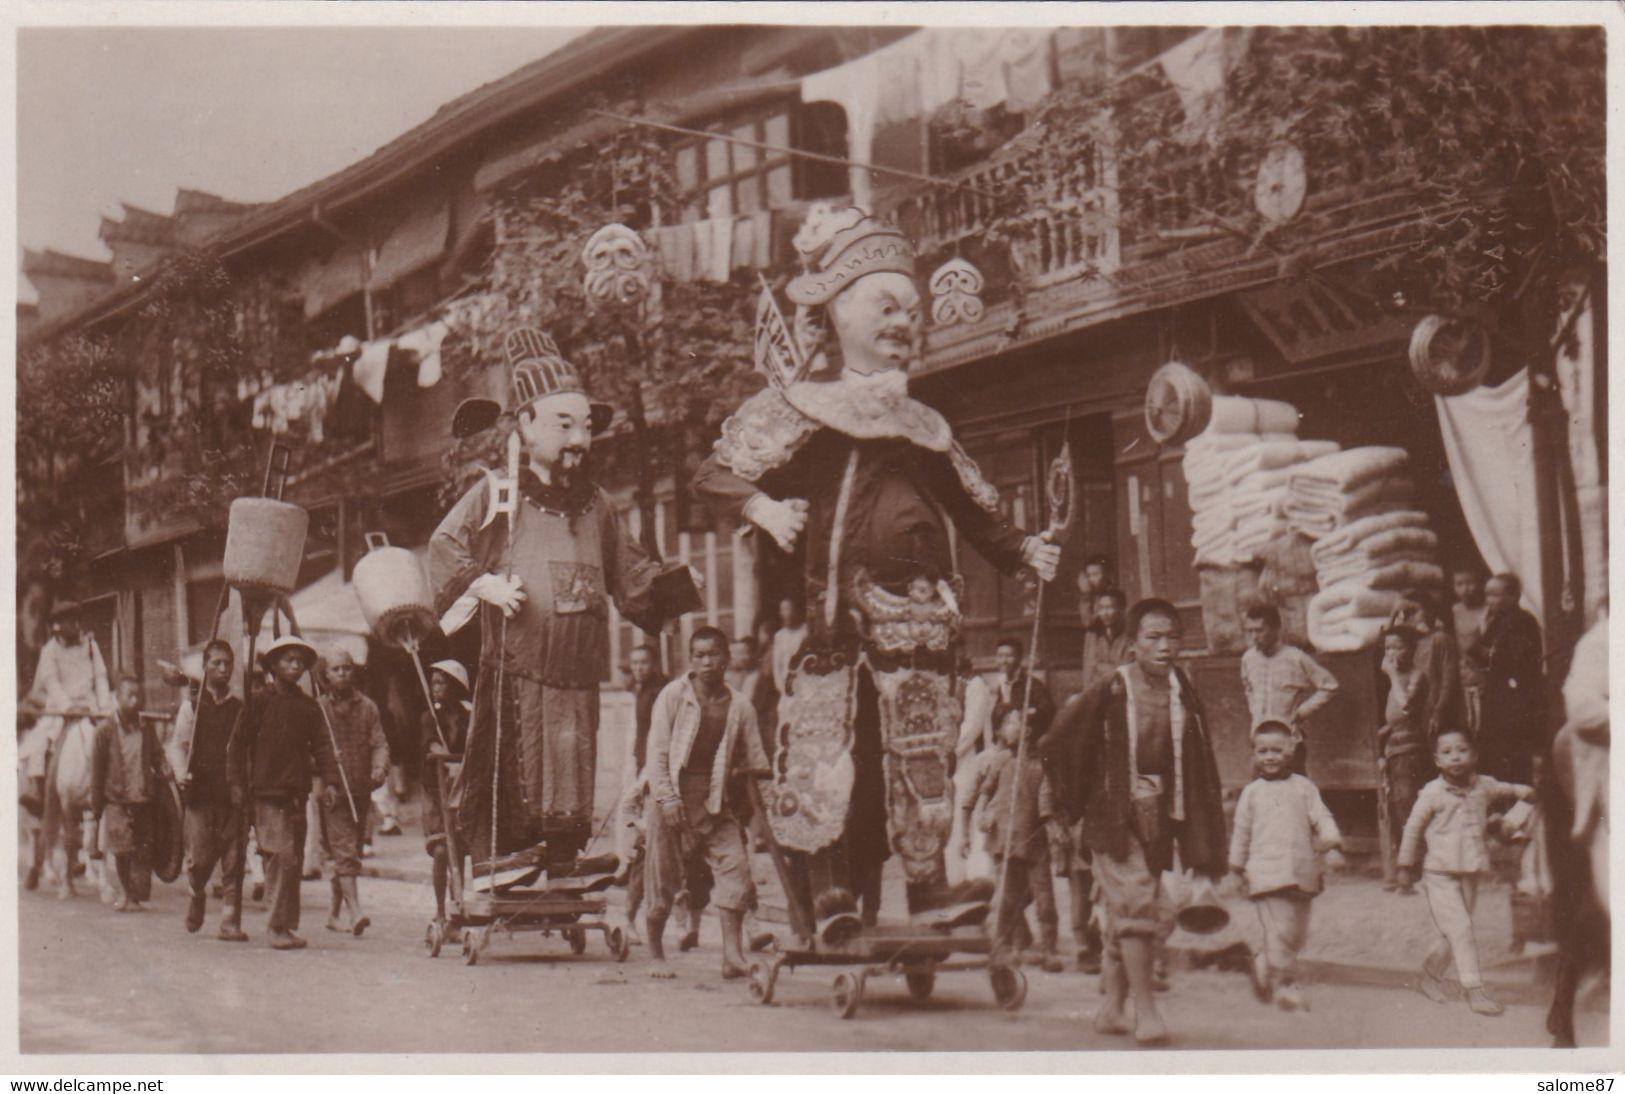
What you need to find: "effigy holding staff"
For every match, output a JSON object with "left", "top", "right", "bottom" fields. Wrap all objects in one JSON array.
[
  {"left": 430, "top": 329, "right": 696, "bottom": 878},
  {"left": 694, "top": 209, "right": 1060, "bottom": 935}
]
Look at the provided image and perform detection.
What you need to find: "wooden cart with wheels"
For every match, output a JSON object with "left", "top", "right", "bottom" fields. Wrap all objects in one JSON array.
[
  {"left": 420, "top": 753, "right": 629, "bottom": 966},
  {"left": 740, "top": 778, "right": 1026, "bottom": 1019}
]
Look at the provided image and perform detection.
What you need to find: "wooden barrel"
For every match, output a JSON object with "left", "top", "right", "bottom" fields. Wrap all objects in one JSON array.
[{"left": 223, "top": 497, "right": 309, "bottom": 595}]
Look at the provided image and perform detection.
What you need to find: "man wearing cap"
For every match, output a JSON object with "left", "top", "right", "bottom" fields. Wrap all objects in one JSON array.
[
  {"left": 245, "top": 635, "right": 328, "bottom": 950},
  {"left": 430, "top": 329, "right": 686, "bottom": 876},
  {"left": 421, "top": 659, "right": 471, "bottom": 927},
  {"left": 693, "top": 209, "right": 1060, "bottom": 929},
  {"left": 314, "top": 648, "right": 388, "bottom": 937}
]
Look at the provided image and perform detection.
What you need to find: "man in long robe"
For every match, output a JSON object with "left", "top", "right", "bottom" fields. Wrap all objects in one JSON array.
[
  {"left": 431, "top": 330, "right": 682, "bottom": 875},
  {"left": 693, "top": 211, "right": 1059, "bottom": 929}
]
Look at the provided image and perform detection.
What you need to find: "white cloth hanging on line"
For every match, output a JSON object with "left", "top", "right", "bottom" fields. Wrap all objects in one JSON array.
[{"left": 1434, "top": 368, "right": 1543, "bottom": 619}]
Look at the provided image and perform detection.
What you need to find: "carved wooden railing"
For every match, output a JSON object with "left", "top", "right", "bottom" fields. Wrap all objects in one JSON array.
[{"left": 884, "top": 117, "right": 1121, "bottom": 290}]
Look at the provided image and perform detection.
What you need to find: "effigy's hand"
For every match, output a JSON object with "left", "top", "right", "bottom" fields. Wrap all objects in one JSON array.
[
  {"left": 469, "top": 572, "right": 526, "bottom": 618},
  {"left": 745, "top": 495, "right": 809, "bottom": 553},
  {"left": 1021, "top": 532, "right": 1061, "bottom": 583}
]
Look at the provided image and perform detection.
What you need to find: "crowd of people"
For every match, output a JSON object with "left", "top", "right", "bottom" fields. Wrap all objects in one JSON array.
[
  {"left": 16, "top": 542, "right": 1604, "bottom": 1044},
  {"left": 13, "top": 205, "right": 1605, "bottom": 1049}
]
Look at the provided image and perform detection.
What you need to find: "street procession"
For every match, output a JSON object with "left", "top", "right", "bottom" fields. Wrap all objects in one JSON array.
[{"left": 14, "top": 14, "right": 1611, "bottom": 1058}]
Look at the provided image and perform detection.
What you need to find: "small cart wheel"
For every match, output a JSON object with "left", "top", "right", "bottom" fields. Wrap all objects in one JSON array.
[
  {"left": 425, "top": 919, "right": 444, "bottom": 958},
  {"left": 990, "top": 963, "right": 1026, "bottom": 1011},
  {"left": 607, "top": 926, "right": 631, "bottom": 963},
  {"left": 566, "top": 928, "right": 587, "bottom": 955},
  {"left": 905, "top": 968, "right": 936, "bottom": 1001},
  {"left": 747, "top": 960, "right": 776, "bottom": 1005},
  {"left": 830, "top": 971, "right": 864, "bottom": 1019},
  {"left": 462, "top": 927, "right": 483, "bottom": 966}
]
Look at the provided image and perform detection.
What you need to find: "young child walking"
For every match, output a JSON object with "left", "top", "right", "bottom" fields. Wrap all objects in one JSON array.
[
  {"left": 1229, "top": 720, "right": 1346, "bottom": 1012},
  {"left": 962, "top": 706, "right": 1063, "bottom": 972},
  {"left": 1397, "top": 728, "right": 1533, "bottom": 1016}
]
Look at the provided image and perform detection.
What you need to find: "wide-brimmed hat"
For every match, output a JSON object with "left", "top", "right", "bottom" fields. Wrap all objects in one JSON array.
[
  {"left": 786, "top": 211, "right": 917, "bottom": 307},
  {"left": 428, "top": 659, "right": 471, "bottom": 696},
  {"left": 450, "top": 327, "right": 614, "bottom": 440},
  {"left": 263, "top": 635, "right": 319, "bottom": 667}
]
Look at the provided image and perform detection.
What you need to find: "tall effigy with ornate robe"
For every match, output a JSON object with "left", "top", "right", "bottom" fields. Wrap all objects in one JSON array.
[
  {"left": 693, "top": 213, "right": 1048, "bottom": 923},
  {"left": 430, "top": 332, "right": 670, "bottom": 872}
]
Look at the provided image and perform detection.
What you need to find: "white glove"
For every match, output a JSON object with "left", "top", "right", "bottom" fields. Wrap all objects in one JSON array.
[
  {"left": 745, "top": 494, "right": 809, "bottom": 553},
  {"left": 1021, "top": 532, "right": 1061, "bottom": 583},
  {"left": 468, "top": 573, "right": 526, "bottom": 618}
]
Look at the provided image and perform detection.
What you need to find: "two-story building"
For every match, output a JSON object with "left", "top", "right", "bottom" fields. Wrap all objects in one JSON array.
[{"left": 21, "top": 23, "right": 1605, "bottom": 840}]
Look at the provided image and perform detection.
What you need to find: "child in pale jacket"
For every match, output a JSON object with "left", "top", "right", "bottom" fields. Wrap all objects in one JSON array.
[
  {"left": 1229, "top": 721, "right": 1346, "bottom": 1012},
  {"left": 1397, "top": 727, "right": 1533, "bottom": 1016}
]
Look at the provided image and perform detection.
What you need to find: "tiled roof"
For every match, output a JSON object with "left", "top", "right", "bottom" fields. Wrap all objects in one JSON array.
[
  {"left": 173, "top": 189, "right": 261, "bottom": 216},
  {"left": 21, "top": 248, "right": 115, "bottom": 282},
  {"left": 100, "top": 204, "right": 176, "bottom": 245},
  {"left": 23, "top": 25, "right": 684, "bottom": 343}
]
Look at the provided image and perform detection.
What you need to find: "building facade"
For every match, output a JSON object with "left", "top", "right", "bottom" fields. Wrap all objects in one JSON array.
[{"left": 20, "top": 25, "right": 1606, "bottom": 832}]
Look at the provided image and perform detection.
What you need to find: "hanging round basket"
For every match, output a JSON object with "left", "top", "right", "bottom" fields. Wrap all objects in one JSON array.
[
  {"left": 1144, "top": 361, "right": 1213, "bottom": 446},
  {"left": 223, "top": 497, "right": 310, "bottom": 596},
  {"left": 352, "top": 533, "right": 437, "bottom": 648},
  {"left": 1408, "top": 314, "right": 1491, "bottom": 396}
]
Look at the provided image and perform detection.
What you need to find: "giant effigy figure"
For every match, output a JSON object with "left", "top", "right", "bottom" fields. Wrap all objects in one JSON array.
[
  {"left": 431, "top": 329, "right": 691, "bottom": 874},
  {"left": 693, "top": 210, "right": 1060, "bottom": 929}
]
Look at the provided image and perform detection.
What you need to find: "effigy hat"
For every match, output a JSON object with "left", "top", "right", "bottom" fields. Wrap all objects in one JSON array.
[
  {"left": 450, "top": 327, "right": 614, "bottom": 439},
  {"left": 786, "top": 209, "right": 917, "bottom": 307}
]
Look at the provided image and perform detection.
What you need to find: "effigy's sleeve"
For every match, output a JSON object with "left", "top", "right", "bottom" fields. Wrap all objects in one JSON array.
[
  {"left": 692, "top": 387, "right": 815, "bottom": 525},
  {"left": 925, "top": 446, "right": 1028, "bottom": 574},
  {"left": 429, "top": 478, "right": 495, "bottom": 617},
  {"left": 602, "top": 495, "right": 664, "bottom": 635}
]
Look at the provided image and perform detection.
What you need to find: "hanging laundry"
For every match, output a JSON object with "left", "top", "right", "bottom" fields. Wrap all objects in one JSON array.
[
  {"left": 1157, "top": 27, "right": 1251, "bottom": 142},
  {"left": 652, "top": 223, "right": 698, "bottom": 283},
  {"left": 352, "top": 337, "right": 393, "bottom": 403},
  {"left": 397, "top": 319, "right": 451, "bottom": 388},
  {"left": 951, "top": 29, "right": 1056, "bottom": 111},
  {"left": 691, "top": 217, "right": 734, "bottom": 284},
  {"left": 304, "top": 366, "right": 343, "bottom": 444}
]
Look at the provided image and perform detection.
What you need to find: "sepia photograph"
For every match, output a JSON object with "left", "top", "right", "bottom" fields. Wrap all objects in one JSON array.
[{"left": 8, "top": 1, "right": 1614, "bottom": 1067}]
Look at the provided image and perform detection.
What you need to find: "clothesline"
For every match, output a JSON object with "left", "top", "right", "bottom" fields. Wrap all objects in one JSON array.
[{"left": 585, "top": 108, "right": 1003, "bottom": 201}]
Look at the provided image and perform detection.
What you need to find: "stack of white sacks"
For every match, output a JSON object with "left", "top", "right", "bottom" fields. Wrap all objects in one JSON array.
[
  {"left": 1290, "top": 447, "right": 1445, "bottom": 652},
  {"left": 1183, "top": 396, "right": 1336, "bottom": 567}
]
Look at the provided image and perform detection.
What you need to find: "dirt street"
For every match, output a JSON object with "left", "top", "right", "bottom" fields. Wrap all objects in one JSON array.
[{"left": 18, "top": 873, "right": 1557, "bottom": 1055}]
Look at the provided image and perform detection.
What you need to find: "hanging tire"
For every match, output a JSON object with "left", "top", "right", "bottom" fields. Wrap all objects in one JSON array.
[
  {"left": 608, "top": 926, "right": 631, "bottom": 963},
  {"left": 905, "top": 968, "right": 936, "bottom": 1001},
  {"left": 425, "top": 919, "right": 444, "bottom": 958},
  {"left": 990, "top": 962, "right": 1026, "bottom": 1011},
  {"left": 566, "top": 928, "right": 588, "bottom": 955},
  {"left": 747, "top": 960, "right": 776, "bottom": 1005},
  {"left": 830, "top": 971, "right": 864, "bottom": 1020}
]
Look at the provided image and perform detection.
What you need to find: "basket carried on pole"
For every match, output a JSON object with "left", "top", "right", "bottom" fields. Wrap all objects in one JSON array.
[{"left": 352, "top": 531, "right": 449, "bottom": 750}]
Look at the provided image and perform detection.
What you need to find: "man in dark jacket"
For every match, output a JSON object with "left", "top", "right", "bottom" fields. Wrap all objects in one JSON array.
[
  {"left": 166, "top": 639, "right": 249, "bottom": 940},
  {"left": 1467, "top": 572, "right": 1546, "bottom": 783},
  {"left": 1045, "top": 598, "right": 1228, "bottom": 1047},
  {"left": 246, "top": 636, "right": 326, "bottom": 951}
]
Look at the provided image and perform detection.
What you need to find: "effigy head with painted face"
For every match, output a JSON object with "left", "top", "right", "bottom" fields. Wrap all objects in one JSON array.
[
  {"left": 504, "top": 328, "right": 614, "bottom": 485},
  {"left": 787, "top": 209, "right": 920, "bottom": 378}
]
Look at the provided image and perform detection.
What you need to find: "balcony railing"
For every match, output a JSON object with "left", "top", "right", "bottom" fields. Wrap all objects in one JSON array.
[
  {"left": 885, "top": 119, "right": 1120, "bottom": 289},
  {"left": 887, "top": 90, "right": 1421, "bottom": 307}
]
